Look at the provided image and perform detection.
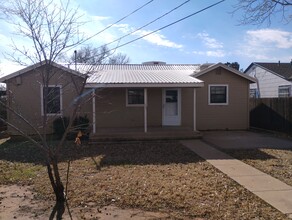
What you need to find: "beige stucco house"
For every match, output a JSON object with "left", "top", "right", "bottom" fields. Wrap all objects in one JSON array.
[{"left": 0, "top": 61, "right": 255, "bottom": 138}]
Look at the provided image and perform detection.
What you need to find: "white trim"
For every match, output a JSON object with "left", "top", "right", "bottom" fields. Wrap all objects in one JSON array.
[
  {"left": 41, "top": 85, "right": 63, "bottom": 116},
  {"left": 144, "top": 88, "right": 148, "bottom": 133},
  {"left": 278, "top": 85, "right": 291, "bottom": 97},
  {"left": 126, "top": 88, "right": 145, "bottom": 107},
  {"left": 208, "top": 84, "right": 229, "bottom": 105},
  {"left": 92, "top": 90, "right": 96, "bottom": 134},
  {"left": 193, "top": 88, "right": 196, "bottom": 131},
  {"left": 162, "top": 88, "right": 181, "bottom": 126},
  {"left": 86, "top": 82, "right": 204, "bottom": 89}
]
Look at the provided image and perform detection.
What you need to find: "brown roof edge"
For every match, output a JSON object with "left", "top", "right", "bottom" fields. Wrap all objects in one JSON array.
[
  {"left": 194, "top": 62, "right": 256, "bottom": 83},
  {"left": 0, "top": 61, "right": 84, "bottom": 82},
  {"left": 245, "top": 62, "right": 292, "bottom": 80}
]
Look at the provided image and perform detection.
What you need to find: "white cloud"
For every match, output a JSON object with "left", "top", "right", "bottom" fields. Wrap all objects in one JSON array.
[
  {"left": 236, "top": 28, "right": 292, "bottom": 60},
  {"left": 113, "top": 24, "right": 130, "bottom": 33},
  {"left": 206, "top": 50, "right": 226, "bottom": 57},
  {"left": 197, "top": 32, "right": 223, "bottom": 49},
  {"left": 246, "top": 29, "right": 292, "bottom": 49},
  {"left": 113, "top": 24, "right": 183, "bottom": 49},
  {"left": 193, "top": 50, "right": 226, "bottom": 58},
  {"left": 137, "top": 30, "right": 183, "bottom": 49},
  {"left": 0, "top": 62, "right": 23, "bottom": 75},
  {"left": 92, "top": 16, "right": 111, "bottom": 21}
]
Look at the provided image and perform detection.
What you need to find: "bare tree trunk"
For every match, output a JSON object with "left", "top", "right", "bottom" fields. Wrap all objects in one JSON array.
[{"left": 46, "top": 152, "right": 65, "bottom": 202}]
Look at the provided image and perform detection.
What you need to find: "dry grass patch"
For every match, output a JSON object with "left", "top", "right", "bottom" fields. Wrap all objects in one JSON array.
[
  {"left": 30, "top": 142, "right": 288, "bottom": 219},
  {"left": 0, "top": 140, "right": 289, "bottom": 219},
  {"left": 224, "top": 148, "right": 292, "bottom": 187}
]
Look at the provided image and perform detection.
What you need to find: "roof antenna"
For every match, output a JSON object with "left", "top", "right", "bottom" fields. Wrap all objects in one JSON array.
[
  {"left": 278, "top": 60, "right": 280, "bottom": 66},
  {"left": 74, "top": 50, "right": 77, "bottom": 71}
]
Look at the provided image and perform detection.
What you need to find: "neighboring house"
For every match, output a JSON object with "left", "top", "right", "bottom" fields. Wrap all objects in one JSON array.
[
  {"left": 245, "top": 62, "right": 292, "bottom": 98},
  {"left": 0, "top": 61, "right": 255, "bottom": 137}
]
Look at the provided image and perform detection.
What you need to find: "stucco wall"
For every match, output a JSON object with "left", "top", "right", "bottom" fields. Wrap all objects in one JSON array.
[
  {"left": 93, "top": 87, "right": 194, "bottom": 130},
  {"left": 6, "top": 65, "right": 86, "bottom": 135},
  {"left": 181, "top": 88, "right": 194, "bottom": 128},
  {"left": 196, "top": 67, "right": 250, "bottom": 130}
]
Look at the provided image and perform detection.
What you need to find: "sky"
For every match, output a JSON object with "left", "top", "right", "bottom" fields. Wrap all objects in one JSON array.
[{"left": 0, "top": 0, "right": 291, "bottom": 75}]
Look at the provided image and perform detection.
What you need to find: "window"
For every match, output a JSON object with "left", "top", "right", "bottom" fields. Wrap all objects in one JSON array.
[
  {"left": 278, "top": 85, "right": 291, "bottom": 98},
  {"left": 250, "top": 89, "right": 257, "bottom": 98},
  {"left": 42, "top": 85, "right": 62, "bottom": 115},
  {"left": 209, "top": 85, "right": 228, "bottom": 105},
  {"left": 127, "top": 88, "right": 144, "bottom": 106}
]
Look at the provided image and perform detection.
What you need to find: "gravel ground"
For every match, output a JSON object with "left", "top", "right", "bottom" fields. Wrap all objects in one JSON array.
[
  {"left": 223, "top": 147, "right": 292, "bottom": 187},
  {"left": 0, "top": 140, "right": 290, "bottom": 219}
]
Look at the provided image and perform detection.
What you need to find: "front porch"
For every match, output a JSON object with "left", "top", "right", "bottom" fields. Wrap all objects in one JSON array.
[{"left": 89, "top": 126, "right": 202, "bottom": 143}]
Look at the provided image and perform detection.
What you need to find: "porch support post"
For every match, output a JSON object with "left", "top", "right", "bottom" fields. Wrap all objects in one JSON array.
[
  {"left": 193, "top": 88, "right": 197, "bottom": 131},
  {"left": 144, "top": 88, "right": 148, "bottom": 133},
  {"left": 92, "top": 89, "right": 96, "bottom": 134}
]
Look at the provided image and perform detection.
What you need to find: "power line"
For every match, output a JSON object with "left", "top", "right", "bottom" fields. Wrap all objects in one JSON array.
[
  {"left": 81, "top": 0, "right": 155, "bottom": 43},
  {"left": 83, "top": 0, "right": 225, "bottom": 62},
  {"left": 100, "top": 0, "right": 191, "bottom": 49}
]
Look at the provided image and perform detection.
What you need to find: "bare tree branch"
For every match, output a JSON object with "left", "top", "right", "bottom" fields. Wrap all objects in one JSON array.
[
  {"left": 0, "top": 1, "right": 95, "bottom": 216},
  {"left": 70, "top": 45, "right": 130, "bottom": 65},
  {"left": 232, "top": 0, "right": 292, "bottom": 25}
]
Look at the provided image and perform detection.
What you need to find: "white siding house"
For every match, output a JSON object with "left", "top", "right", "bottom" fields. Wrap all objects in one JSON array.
[{"left": 245, "top": 62, "right": 292, "bottom": 98}]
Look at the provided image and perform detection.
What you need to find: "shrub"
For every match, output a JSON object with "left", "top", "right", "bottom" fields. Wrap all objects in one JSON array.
[
  {"left": 53, "top": 117, "right": 70, "bottom": 137},
  {"left": 53, "top": 115, "right": 90, "bottom": 140},
  {"left": 73, "top": 115, "right": 90, "bottom": 133}
]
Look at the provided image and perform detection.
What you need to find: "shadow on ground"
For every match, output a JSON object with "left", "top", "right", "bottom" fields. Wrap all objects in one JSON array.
[
  {"left": 0, "top": 139, "right": 204, "bottom": 166},
  {"left": 222, "top": 148, "right": 278, "bottom": 161}
]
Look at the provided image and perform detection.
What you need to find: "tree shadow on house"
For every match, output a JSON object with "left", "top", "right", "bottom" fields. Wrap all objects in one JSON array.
[{"left": 0, "top": 139, "right": 204, "bottom": 166}]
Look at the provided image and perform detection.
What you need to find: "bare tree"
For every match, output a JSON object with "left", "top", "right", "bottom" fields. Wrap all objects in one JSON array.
[
  {"left": 0, "top": 0, "right": 95, "bottom": 218},
  {"left": 71, "top": 45, "right": 130, "bottom": 65},
  {"left": 233, "top": 0, "right": 292, "bottom": 25},
  {"left": 71, "top": 45, "right": 109, "bottom": 65},
  {"left": 108, "top": 52, "right": 130, "bottom": 64}
]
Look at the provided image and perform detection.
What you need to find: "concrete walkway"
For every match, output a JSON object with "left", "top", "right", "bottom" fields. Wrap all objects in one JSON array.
[{"left": 181, "top": 139, "right": 292, "bottom": 218}]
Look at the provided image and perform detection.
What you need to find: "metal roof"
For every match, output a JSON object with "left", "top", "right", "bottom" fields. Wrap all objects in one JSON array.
[
  {"left": 70, "top": 64, "right": 204, "bottom": 88},
  {"left": 0, "top": 62, "right": 204, "bottom": 88}
]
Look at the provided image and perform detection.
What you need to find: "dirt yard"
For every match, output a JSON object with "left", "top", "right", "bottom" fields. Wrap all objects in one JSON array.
[
  {"left": 0, "top": 139, "right": 290, "bottom": 219},
  {"left": 224, "top": 147, "right": 292, "bottom": 187}
]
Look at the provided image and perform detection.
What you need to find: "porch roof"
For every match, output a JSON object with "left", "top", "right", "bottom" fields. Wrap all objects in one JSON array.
[{"left": 84, "top": 64, "right": 204, "bottom": 88}]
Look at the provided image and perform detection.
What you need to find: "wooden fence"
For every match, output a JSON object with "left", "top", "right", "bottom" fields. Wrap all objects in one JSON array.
[{"left": 250, "top": 98, "right": 292, "bottom": 134}]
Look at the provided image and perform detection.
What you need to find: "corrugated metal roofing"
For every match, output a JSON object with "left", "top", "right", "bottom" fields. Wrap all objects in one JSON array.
[
  {"left": 87, "top": 70, "right": 202, "bottom": 84},
  {"left": 69, "top": 64, "right": 202, "bottom": 85},
  {"left": 72, "top": 64, "right": 200, "bottom": 72}
]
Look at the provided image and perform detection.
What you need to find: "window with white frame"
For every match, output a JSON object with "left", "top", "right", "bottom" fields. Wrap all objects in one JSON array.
[
  {"left": 42, "top": 85, "right": 62, "bottom": 115},
  {"left": 209, "top": 85, "right": 228, "bottom": 105},
  {"left": 127, "top": 88, "right": 144, "bottom": 106},
  {"left": 250, "top": 89, "right": 257, "bottom": 98},
  {"left": 278, "top": 85, "right": 291, "bottom": 97}
]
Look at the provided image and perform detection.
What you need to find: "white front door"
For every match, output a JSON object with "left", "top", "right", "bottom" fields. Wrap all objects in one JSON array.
[{"left": 162, "top": 88, "right": 181, "bottom": 126}]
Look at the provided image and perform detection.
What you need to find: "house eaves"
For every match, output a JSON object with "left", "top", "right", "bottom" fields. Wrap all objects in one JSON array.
[
  {"left": 0, "top": 61, "right": 84, "bottom": 82},
  {"left": 194, "top": 62, "right": 256, "bottom": 83},
  {"left": 245, "top": 62, "right": 292, "bottom": 81},
  {"left": 85, "top": 70, "right": 204, "bottom": 88}
]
